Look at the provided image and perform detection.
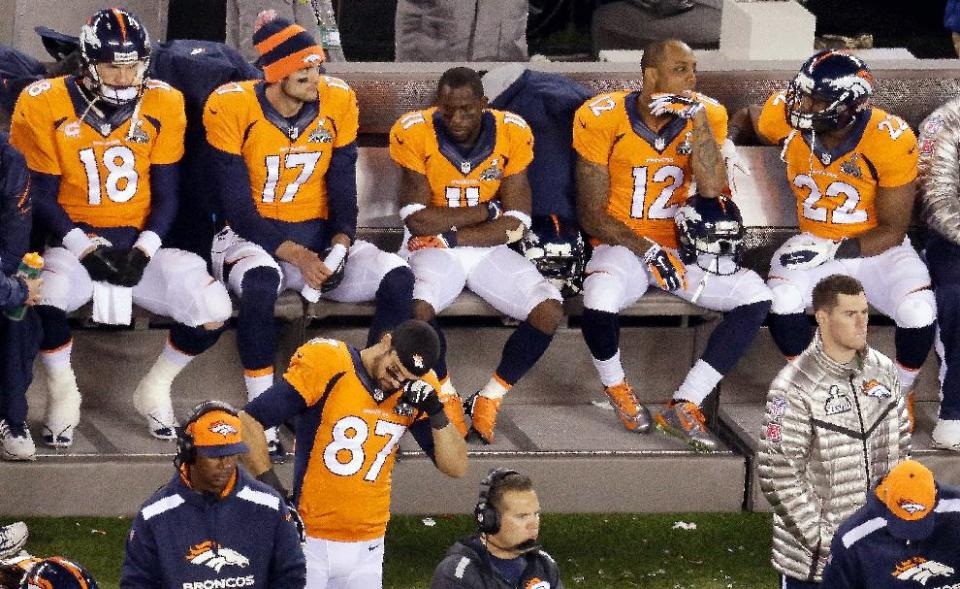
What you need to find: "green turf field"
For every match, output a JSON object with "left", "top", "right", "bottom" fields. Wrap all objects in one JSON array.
[{"left": 14, "top": 512, "right": 776, "bottom": 588}]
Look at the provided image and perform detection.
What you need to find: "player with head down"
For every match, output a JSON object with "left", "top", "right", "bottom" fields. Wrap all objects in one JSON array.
[
  {"left": 9, "top": 8, "right": 233, "bottom": 446},
  {"left": 756, "top": 50, "right": 936, "bottom": 429},
  {"left": 239, "top": 319, "right": 467, "bottom": 589},
  {"left": 203, "top": 17, "right": 416, "bottom": 460},
  {"left": 573, "top": 39, "right": 772, "bottom": 451},
  {"left": 389, "top": 66, "right": 565, "bottom": 444}
]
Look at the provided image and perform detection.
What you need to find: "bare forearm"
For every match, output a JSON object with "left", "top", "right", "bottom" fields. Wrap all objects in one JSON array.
[
  {"left": 849, "top": 225, "right": 907, "bottom": 257},
  {"left": 239, "top": 412, "right": 271, "bottom": 477},
  {"left": 406, "top": 205, "right": 487, "bottom": 235},
  {"left": 432, "top": 424, "right": 468, "bottom": 478},
  {"left": 454, "top": 216, "right": 523, "bottom": 247},
  {"left": 690, "top": 110, "right": 727, "bottom": 196},
  {"left": 576, "top": 158, "right": 654, "bottom": 256}
]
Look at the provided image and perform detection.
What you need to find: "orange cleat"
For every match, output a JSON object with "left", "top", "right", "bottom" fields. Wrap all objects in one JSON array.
[
  {"left": 655, "top": 400, "right": 720, "bottom": 452},
  {"left": 906, "top": 390, "right": 916, "bottom": 433},
  {"left": 603, "top": 381, "right": 652, "bottom": 433},
  {"left": 465, "top": 393, "right": 502, "bottom": 444}
]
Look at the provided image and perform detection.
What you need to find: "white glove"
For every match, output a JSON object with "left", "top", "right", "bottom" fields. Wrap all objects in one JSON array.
[
  {"left": 777, "top": 236, "right": 841, "bottom": 270},
  {"left": 648, "top": 93, "right": 705, "bottom": 119},
  {"left": 721, "top": 139, "right": 750, "bottom": 195}
]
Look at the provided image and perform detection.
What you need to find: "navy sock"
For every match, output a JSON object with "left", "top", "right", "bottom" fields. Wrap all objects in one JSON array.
[
  {"left": 36, "top": 305, "right": 71, "bottom": 351},
  {"left": 768, "top": 312, "right": 813, "bottom": 358},
  {"left": 428, "top": 318, "right": 448, "bottom": 380},
  {"left": 581, "top": 308, "right": 620, "bottom": 361},
  {"left": 935, "top": 284, "right": 960, "bottom": 419},
  {"left": 895, "top": 324, "right": 935, "bottom": 371},
  {"left": 169, "top": 323, "right": 227, "bottom": 356},
  {"left": 702, "top": 300, "right": 771, "bottom": 374},
  {"left": 237, "top": 267, "right": 281, "bottom": 371},
  {"left": 367, "top": 266, "right": 415, "bottom": 347},
  {"left": 495, "top": 320, "right": 554, "bottom": 385}
]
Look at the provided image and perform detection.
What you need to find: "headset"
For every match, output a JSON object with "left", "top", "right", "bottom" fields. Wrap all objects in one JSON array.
[
  {"left": 474, "top": 467, "right": 519, "bottom": 535},
  {"left": 175, "top": 400, "right": 240, "bottom": 466}
]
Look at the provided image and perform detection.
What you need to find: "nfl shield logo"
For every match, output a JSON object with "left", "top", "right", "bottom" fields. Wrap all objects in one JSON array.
[
  {"left": 655, "top": 137, "right": 666, "bottom": 151},
  {"left": 460, "top": 161, "right": 472, "bottom": 174},
  {"left": 100, "top": 124, "right": 111, "bottom": 135}
]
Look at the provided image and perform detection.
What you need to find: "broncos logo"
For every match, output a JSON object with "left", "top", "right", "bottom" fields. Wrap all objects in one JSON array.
[
  {"left": 894, "top": 557, "right": 954, "bottom": 585},
  {"left": 899, "top": 499, "right": 929, "bottom": 516},
  {"left": 186, "top": 541, "right": 250, "bottom": 573},
  {"left": 208, "top": 421, "right": 238, "bottom": 437},
  {"left": 524, "top": 579, "right": 550, "bottom": 589}
]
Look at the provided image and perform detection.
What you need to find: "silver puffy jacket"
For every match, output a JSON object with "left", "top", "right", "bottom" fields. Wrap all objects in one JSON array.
[
  {"left": 919, "top": 97, "right": 960, "bottom": 244},
  {"left": 757, "top": 334, "right": 910, "bottom": 583}
]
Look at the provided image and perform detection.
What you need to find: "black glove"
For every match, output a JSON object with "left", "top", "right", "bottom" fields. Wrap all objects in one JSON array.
[
  {"left": 80, "top": 248, "right": 122, "bottom": 284},
  {"left": 284, "top": 497, "right": 306, "bottom": 544},
  {"left": 115, "top": 248, "right": 150, "bottom": 287},
  {"left": 395, "top": 380, "right": 443, "bottom": 417}
]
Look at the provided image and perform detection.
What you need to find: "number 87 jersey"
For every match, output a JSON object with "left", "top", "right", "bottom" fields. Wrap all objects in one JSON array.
[
  {"left": 10, "top": 76, "right": 186, "bottom": 230},
  {"left": 757, "top": 91, "right": 918, "bottom": 241},
  {"left": 573, "top": 90, "right": 728, "bottom": 248}
]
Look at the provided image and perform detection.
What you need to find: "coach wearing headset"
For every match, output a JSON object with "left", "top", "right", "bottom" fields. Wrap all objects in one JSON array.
[
  {"left": 430, "top": 468, "right": 563, "bottom": 589},
  {"left": 121, "top": 401, "right": 306, "bottom": 589}
]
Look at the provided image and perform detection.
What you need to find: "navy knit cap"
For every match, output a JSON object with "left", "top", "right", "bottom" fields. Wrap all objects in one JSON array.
[
  {"left": 391, "top": 320, "right": 441, "bottom": 377},
  {"left": 253, "top": 17, "right": 324, "bottom": 83}
]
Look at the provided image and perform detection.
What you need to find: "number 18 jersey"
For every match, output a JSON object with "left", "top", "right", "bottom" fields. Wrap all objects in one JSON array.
[
  {"left": 282, "top": 337, "right": 440, "bottom": 542},
  {"left": 573, "top": 91, "right": 727, "bottom": 248},
  {"left": 757, "top": 91, "right": 918, "bottom": 240},
  {"left": 10, "top": 76, "right": 186, "bottom": 230}
]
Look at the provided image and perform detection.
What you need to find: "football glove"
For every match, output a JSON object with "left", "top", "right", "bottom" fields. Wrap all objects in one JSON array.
[
  {"left": 408, "top": 230, "right": 458, "bottom": 252},
  {"left": 485, "top": 199, "right": 503, "bottom": 222},
  {"left": 778, "top": 236, "right": 841, "bottom": 270},
  {"left": 114, "top": 248, "right": 150, "bottom": 287},
  {"left": 395, "top": 379, "right": 443, "bottom": 417},
  {"left": 648, "top": 93, "right": 705, "bottom": 119},
  {"left": 643, "top": 243, "right": 688, "bottom": 291},
  {"left": 80, "top": 248, "right": 122, "bottom": 284}
]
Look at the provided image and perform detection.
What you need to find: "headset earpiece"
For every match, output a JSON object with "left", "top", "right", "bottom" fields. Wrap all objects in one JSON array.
[{"left": 474, "top": 467, "right": 519, "bottom": 535}]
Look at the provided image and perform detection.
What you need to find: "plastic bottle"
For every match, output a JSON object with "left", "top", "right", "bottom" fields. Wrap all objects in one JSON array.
[
  {"left": 5, "top": 252, "right": 43, "bottom": 321},
  {"left": 308, "top": 0, "right": 346, "bottom": 61}
]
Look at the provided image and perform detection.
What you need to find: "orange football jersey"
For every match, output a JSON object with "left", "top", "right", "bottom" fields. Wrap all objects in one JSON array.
[
  {"left": 389, "top": 107, "right": 533, "bottom": 207},
  {"left": 282, "top": 337, "right": 441, "bottom": 542},
  {"left": 573, "top": 91, "right": 727, "bottom": 248},
  {"left": 757, "top": 94, "right": 918, "bottom": 240},
  {"left": 203, "top": 75, "right": 358, "bottom": 223},
  {"left": 10, "top": 76, "right": 185, "bottom": 230}
]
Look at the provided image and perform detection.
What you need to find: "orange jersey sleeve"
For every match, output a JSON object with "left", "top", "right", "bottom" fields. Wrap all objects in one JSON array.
[
  {"left": 389, "top": 108, "right": 531, "bottom": 207},
  {"left": 283, "top": 337, "right": 353, "bottom": 405},
  {"left": 10, "top": 79, "right": 63, "bottom": 175},
  {"left": 572, "top": 92, "right": 622, "bottom": 165},
  {"left": 868, "top": 112, "right": 918, "bottom": 188},
  {"left": 757, "top": 91, "right": 793, "bottom": 145},
  {"left": 142, "top": 80, "right": 186, "bottom": 165},
  {"left": 203, "top": 81, "right": 252, "bottom": 156},
  {"left": 694, "top": 92, "right": 729, "bottom": 145}
]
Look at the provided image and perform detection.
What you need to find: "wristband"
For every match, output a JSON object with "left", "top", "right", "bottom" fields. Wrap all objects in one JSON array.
[
  {"left": 134, "top": 230, "right": 162, "bottom": 258},
  {"left": 62, "top": 227, "right": 94, "bottom": 259},
  {"left": 504, "top": 210, "right": 532, "bottom": 230}
]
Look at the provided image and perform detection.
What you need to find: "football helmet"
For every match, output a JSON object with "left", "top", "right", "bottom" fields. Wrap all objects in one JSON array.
[
  {"left": 675, "top": 194, "right": 745, "bottom": 276},
  {"left": 79, "top": 8, "right": 151, "bottom": 105},
  {"left": 17, "top": 556, "right": 98, "bottom": 589},
  {"left": 785, "top": 50, "right": 873, "bottom": 133},
  {"left": 517, "top": 215, "right": 587, "bottom": 298}
]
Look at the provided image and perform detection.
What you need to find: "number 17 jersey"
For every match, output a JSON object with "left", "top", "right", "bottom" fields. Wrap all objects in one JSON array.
[{"left": 573, "top": 91, "right": 727, "bottom": 248}]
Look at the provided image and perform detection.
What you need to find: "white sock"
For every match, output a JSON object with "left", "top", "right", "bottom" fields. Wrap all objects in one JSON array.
[
  {"left": 244, "top": 369, "right": 274, "bottom": 402},
  {"left": 593, "top": 350, "right": 626, "bottom": 388},
  {"left": 674, "top": 360, "right": 724, "bottom": 406},
  {"left": 162, "top": 340, "right": 194, "bottom": 368},
  {"left": 134, "top": 342, "right": 193, "bottom": 414},
  {"left": 40, "top": 340, "right": 73, "bottom": 371},
  {"left": 479, "top": 376, "right": 510, "bottom": 400},
  {"left": 898, "top": 364, "right": 920, "bottom": 394},
  {"left": 439, "top": 376, "right": 459, "bottom": 399}
]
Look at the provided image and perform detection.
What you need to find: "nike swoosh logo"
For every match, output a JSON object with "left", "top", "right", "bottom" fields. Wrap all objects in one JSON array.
[
  {"left": 394, "top": 134, "right": 404, "bottom": 145},
  {"left": 368, "top": 544, "right": 380, "bottom": 551}
]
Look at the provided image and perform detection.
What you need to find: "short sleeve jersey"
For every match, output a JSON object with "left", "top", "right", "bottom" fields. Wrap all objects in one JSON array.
[
  {"left": 389, "top": 107, "right": 533, "bottom": 208},
  {"left": 282, "top": 337, "right": 441, "bottom": 542},
  {"left": 10, "top": 76, "right": 186, "bottom": 230},
  {"left": 203, "top": 75, "right": 358, "bottom": 223},
  {"left": 757, "top": 92, "right": 918, "bottom": 240},
  {"left": 573, "top": 90, "right": 727, "bottom": 248}
]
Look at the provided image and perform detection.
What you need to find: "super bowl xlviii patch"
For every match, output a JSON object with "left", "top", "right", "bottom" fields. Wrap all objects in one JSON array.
[
  {"left": 373, "top": 388, "right": 385, "bottom": 402},
  {"left": 824, "top": 385, "right": 852, "bottom": 415},
  {"left": 839, "top": 153, "right": 861, "bottom": 178},
  {"left": 127, "top": 122, "right": 149, "bottom": 144},
  {"left": 479, "top": 158, "right": 503, "bottom": 181},
  {"left": 765, "top": 422, "right": 782, "bottom": 443},
  {"left": 862, "top": 379, "right": 892, "bottom": 399},
  {"left": 820, "top": 152, "right": 832, "bottom": 166},
  {"left": 676, "top": 132, "right": 692, "bottom": 155},
  {"left": 308, "top": 122, "right": 333, "bottom": 143},
  {"left": 768, "top": 395, "right": 787, "bottom": 419}
]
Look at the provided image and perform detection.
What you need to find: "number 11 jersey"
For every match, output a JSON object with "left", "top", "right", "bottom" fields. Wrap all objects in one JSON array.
[{"left": 573, "top": 90, "right": 727, "bottom": 248}]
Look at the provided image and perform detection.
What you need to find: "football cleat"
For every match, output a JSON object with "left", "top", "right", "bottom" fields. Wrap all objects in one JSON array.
[
  {"left": 265, "top": 427, "right": 287, "bottom": 464},
  {"left": 438, "top": 378, "right": 468, "bottom": 437},
  {"left": 656, "top": 400, "right": 721, "bottom": 452},
  {"left": 0, "top": 421, "right": 36, "bottom": 461},
  {"left": 906, "top": 390, "right": 916, "bottom": 434},
  {"left": 932, "top": 418, "right": 960, "bottom": 452},
  {"left": 0, "top": 521, "right": 28, "bottom": 559},
  {"left": 145, "top": 408, "right": 177, "bottom": 441},
  {"left": 603, "top": 381, "right": 652, "bottom": 433},
  {"left": 465, "top": 392, "right": 501, "bottom": 444},
  {"left": 133, "top": 370, "right": 177, "bottom": 440},
  {"left": 41, "top": 423, "right": 75, "bottom": 449}
]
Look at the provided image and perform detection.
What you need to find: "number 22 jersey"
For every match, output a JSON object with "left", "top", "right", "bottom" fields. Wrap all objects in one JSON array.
[
  {"left": 573, "top": 90, "right": 727, "bottom": 248},
  {"left": 757, "top": 91, "right": 918, "bottom": 241}
]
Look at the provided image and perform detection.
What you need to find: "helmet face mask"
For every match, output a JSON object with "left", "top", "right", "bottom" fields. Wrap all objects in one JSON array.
[
  {"left": 79, "top": 9, "right": 151, "bottom": 106},
  {"left": 675, "top": 195, "right": 745, "bottom": 276},
  {"left": 18, "top": 556, "right": 99, "bottom": 589},
  {"left": 785, "top": 50, "right": 873, "bottom": 134},
  {"left": 518, "top": 216, "right": 586, "bottom": 299}
]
